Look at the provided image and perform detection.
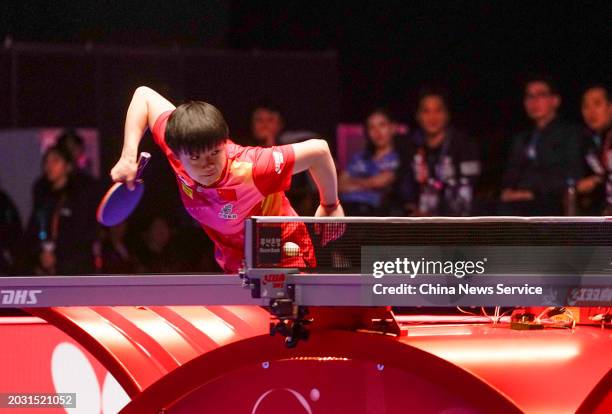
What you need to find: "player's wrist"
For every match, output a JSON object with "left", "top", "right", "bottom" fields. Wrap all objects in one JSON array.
[
  {"left": 121, "top": 139, "right": 140, "bottom": 159},
  {"left": 320, "top": 199, "right": 340, "bottom": 211},
  {"left": 120, "top": 149, "right": 138, "bottom": 162}
]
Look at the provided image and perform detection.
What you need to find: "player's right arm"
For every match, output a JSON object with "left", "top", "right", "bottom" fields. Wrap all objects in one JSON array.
[{"left": 110, "top": 86, "right": 175, "bottom": 188}]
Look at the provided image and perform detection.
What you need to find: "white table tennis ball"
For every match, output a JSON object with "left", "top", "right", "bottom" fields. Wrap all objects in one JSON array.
[
  {"left": 283, "top": 241, "right": 300, "bottom": 257},
  {"left": 310, "top": 388, "right": 320, "bottom": 401}
]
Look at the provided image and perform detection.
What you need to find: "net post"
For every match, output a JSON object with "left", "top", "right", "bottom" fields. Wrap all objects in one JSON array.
[{"left": 244, "top": 218, "right": 255, "bottom": 270}]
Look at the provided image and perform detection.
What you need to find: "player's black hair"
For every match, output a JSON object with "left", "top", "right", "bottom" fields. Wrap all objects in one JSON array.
[
  {"left": 364, "top": 107, "right": 395, "bottom": 159},
  {"left": 582, "top": 83, "right": 611, "bottom": 102},
  {"left": 165, "top": 101, "right": 229, "bottom": 155},
  {"left": 522, "top": 73, "right": 559, "bottom": 95}
]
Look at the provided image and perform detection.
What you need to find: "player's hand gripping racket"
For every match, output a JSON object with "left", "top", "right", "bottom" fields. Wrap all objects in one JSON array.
[{"left": 97, "top": 152, "right": 151, "bottom": 226}]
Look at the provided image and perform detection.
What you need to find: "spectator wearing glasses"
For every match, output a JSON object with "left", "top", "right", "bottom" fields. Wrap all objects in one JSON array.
[{"left": 500, "top": 75, "right": 583, "bottom": 215}]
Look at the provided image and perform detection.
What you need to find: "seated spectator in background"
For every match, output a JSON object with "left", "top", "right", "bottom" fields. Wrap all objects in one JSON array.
[
  {"left": 0, "top": 189, "right": 22, "bottom": 275},
  {"left": 100, "top": 222, "right": 137, "bottom": 274},
  {"left": 398, "top": 89, "right": 480, "bottom": 216},
  {"left": 56, "top": 130, "right": 99, "bottom": 189},
  {"left": 339, "top": 108, "right": 400, "bottom": 216},
  {"left": 250, "top": 101, "right": 285, "bottom": 147},
  {"left": 500, "top": 75, "right": 583, "bottom": 215},
  {"left": 24, "top": 145, "right": 100, "bottom": 275},
  {"left": 170, "top": 221, "right": 221, "bottom": 273},
  {"left": 134, "top": 216, "right": 180, "bottom": 273},
  {"left": 57, "top": 129, "right": 90, "bottom": 172},
  {"left": 250, "top": 101, "right": 316, "bottom": 215},
  {"left": 577, "top": 84, "right": 612, "bottom": 215}
]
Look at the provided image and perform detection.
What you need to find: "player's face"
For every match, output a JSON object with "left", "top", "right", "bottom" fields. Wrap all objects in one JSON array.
[
  {"left": 582, "top": 88, "right": 612, "bottom": 133},
  {"left": 417, "top": 96, "right": 449, "bottom": 137},
  {"left": 251, "top": 109, "right": 283, "bottom": 145},
  {"left": 178, "top": 143, "right": 227, "bottom": 186},
  {"left": 524, "top": 82, "right": 560, "bottom": 123},
  {"left": 366, "top": 113, "right": 395, "bottom": 148}
]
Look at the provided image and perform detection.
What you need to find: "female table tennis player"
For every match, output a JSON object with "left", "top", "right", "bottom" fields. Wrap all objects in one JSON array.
[{"left": 110, "top": 86, "right": 344, "bottom": 273}]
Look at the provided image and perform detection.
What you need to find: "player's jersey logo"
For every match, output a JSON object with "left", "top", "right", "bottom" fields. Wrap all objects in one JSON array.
[
  {"left": 218, "top": 203, "right": 238, "bottom": 220},
  {"left": 273, "top": 151, "right": 284, "bottom": 174}
]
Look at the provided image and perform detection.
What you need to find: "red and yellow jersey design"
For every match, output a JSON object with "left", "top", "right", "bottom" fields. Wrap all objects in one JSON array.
[{"left": 152, "top": 110, "right": 316, "bottom": 272}]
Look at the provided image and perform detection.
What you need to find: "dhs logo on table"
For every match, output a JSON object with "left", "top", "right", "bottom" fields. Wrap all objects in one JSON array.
[{"left": 1, "top": 290, "right": 41, "bottom": 305}]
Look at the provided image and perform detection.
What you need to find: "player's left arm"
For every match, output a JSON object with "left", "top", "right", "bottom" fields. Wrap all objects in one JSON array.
[{"left": 292, "top": 139, "right": 344, "bottom": 217}]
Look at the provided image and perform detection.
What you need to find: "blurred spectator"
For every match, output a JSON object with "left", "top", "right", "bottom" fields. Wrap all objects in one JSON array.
[
  {"left": 339, "top": 108, "right": 400, "bottom": 215},
  {"left": 171, "top": 222, "right": 221, "bottom": 272},
  {"left": 0, "top": 189, "right": 22, "bottom": 275},
  {"left": 577, "top": 84, "right": 612, "bottom": 215},
  {"left": 500, "top": 75, "right": 583, "bottom": 215},
  {"left": 250, "top": 101, "right": 286, "bottom": 147},
  {"left": 57, "top": 129, "right": 90, "bottom": 171},
  {"left": 134, "top": 216, "right": 180, "bottom": 273},
  {"left": 56, "top": 129, "right": 100, "bottom": 190},
  {"left": 397, "top": 89, "right": 480, "bottom": 216},
  {"left": 100, "top": 222, "right": 137, "bottom": 274},
  {"left": 24, "top": 145, "right": 99, "bottom": 275},
  {"left": 249, "top": 101, "right": 316, "bottom": 215}
]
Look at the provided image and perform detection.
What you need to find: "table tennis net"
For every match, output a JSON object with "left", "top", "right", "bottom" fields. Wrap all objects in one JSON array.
[{"left": 245, "top": 217, "right": 612, "bottom": 273}]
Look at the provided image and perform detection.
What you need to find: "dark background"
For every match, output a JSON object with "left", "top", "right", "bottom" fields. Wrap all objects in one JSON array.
[{"left": 1, "top": 1, "right": 611, "bottom": 192}]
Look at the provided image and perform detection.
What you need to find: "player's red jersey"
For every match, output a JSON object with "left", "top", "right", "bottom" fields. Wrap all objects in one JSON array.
[{"left": 152, "top": 110, "right": 316, "bottom": 273}]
